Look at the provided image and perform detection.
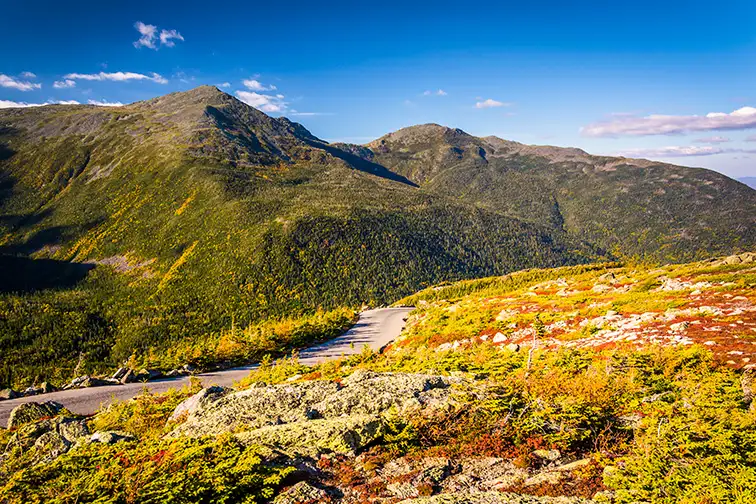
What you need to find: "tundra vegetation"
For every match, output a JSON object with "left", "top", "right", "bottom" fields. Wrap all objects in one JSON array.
[{"left": 1, "top": 255, "right": 754, "bottom": 503}]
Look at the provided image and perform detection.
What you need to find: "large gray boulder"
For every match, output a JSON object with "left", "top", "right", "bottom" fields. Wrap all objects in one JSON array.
[
  {"left": 169, "top": 386, "right": 230, "bottom": 422},
  {"left": 7, "top": 401, "right": 63, "bottom": 429},
  {"left": 167, "top": 370, "right": 464, "bottom": 456}
]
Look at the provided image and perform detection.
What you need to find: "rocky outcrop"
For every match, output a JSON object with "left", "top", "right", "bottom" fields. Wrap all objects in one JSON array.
[
  {"left": 168, "top": 370, "right": 464, "bottom": 455},
  {"left": 397, "top": 492, "right": 594, "bottom": 503},
  {"left": 273, "top": 481, "right": 328, "bottom": 504},
  {"left": 7, "top": 401, "right": 63, "bottom": 429}
]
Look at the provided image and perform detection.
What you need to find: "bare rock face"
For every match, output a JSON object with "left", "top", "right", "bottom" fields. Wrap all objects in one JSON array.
[{"left": 167, "top": 370, "right": 464, "bottom": 456}]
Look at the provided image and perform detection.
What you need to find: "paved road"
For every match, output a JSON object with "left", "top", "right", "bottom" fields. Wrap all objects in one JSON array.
[{"left": 0, "top": 307, "right": 413, "bottom": 427}]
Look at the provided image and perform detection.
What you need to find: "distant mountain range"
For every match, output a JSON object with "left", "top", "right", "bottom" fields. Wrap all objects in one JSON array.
[{"left": 1, "top": 85, "right": 754, "bottom": 384}]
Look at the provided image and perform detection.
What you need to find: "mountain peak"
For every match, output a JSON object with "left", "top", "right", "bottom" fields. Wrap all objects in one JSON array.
[{"left": 368, "top": 123, "right": 474, "bottom": 149}]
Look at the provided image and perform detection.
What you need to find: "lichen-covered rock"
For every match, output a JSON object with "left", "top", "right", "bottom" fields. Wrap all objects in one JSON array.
[
  {"left": 34, "top": 431, "right": 71, "bottom": 462},
  {"left": 169, "top": 385, "right": 229, "bottom": 422},
  {"left": 169, "top": 380, "right": 339, "bottom": 438},
  {"left": 7, "top": 401, "right": 63, "bottom": 429},
  {"left": 397, "top": 491, "right": 594, "bottom": 503},
  {"left": 171, "top": 371, "right": 462, "bottom": 440},
  {"left": 273, "top": 481, "right": 328, "bottom": 504},
  {"left": 236, "top": 414, "right": 384, "bottom": 456}
]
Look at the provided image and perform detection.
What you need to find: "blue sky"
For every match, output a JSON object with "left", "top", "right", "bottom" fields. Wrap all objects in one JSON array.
[{"left": 1, "top": 0, "right": 755, "bottom": 178}]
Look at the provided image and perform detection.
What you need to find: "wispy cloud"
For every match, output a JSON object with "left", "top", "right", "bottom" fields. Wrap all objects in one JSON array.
[
  {"left": 692, "top": 136, "right": 730, "bottom": 144},
  {"left": 64, "top": 71, "right": 168, "bottom": 84},
  {"left": 133, "top": 22, "right": 158, "bottom": 49},
  {"left": 0, "top": 99, "right": 79, "bottom": 108},
  {"left": 746, "top": 135, "right": 756, "bottom": 142},
  {"left": 159, "top": 29, "right": 184, "bottom": 47},
  {"left": 133, "top": 21, "right": 184, "bottom": 49},
  {"left": 582, "top": 106, "right": 756, "bottom": 137},
  {"left": 288, "top": 110, "right": 333, "bottom": 117},
  {"left": 88, "top": 99, "right": 124, "bottom": 107},
  {"left": 423, "top": 89, "right": 447, "bottom": 96},
  {"left": 235, "top": 90, "right": 287, "bottom": 112},
  {"left": 618, "top": 145, "right": 756, "bottom": 158},
  {"left": 0, "top": 74, "right": 42, "bottom": 91},
  {"left": 243, "top": 78, "right": 277, "bottom": 91},
  {"left": 217, "top": 82, "right": 231, "bottom": 88},
  {"left": 53, "top": 79, "right": 76, "bottom": 89},
  {"left": 20, "top": 71, "right": 36, "bottom": 78},
  {"left": 475, "top": 98, "right": 508, "bottom": 109}
]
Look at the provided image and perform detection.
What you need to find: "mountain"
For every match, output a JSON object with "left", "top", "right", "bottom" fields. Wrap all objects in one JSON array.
[
  {"left": 740, "top": 176, "right": 756, "bottom": 189},
  {"left": 0, "top": 86, "right": 754, "bottom": 386},
  {"left": 348, "top": 124, "right": 756, "bottom": 259}
]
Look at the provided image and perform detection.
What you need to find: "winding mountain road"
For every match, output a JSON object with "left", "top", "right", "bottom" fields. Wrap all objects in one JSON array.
[{"left": 0, "top": 307, "right": 413, "bottom": 427}]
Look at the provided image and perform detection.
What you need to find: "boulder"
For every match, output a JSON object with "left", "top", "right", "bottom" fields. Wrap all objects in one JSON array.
[
  {"left": 7, "top": 401, "right": 63, "bottom": 429},
  {"left": 235, "top": 414, "right": 384, "bottom": 456},
  {"left": 0, "top": 388, "right": 20, "bottom": 400},
  {"left": 22, "top": 386, "right": 42, "bottom": 396},
  {"left": 89, "top": 431, "right": 135, "bottom": 444},
  {"left": 532, "top": 449, "right": 561, "bottom": 461},
  {"left": 273, "top": 481, "right": 328, "bottom": 504},
  {"left": 137, "top": 369, "right": 162, "bottom": 381},
  {"left": 39, "top": 382, "right": 56, "bottom": 394},
  {"left": 34, "top": 431, "right": 71, "bottom": 462},
  {"left": 120, "top": 369, "right": 137, "bottom": 384},
  {"left": 169, "top": 386, "right": 229, "bottom": 422},
  {"left": 111, "top": 367, "right": 129, "bottom": 381}
]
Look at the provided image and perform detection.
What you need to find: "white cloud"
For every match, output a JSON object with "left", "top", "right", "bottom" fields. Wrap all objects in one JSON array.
[
  {"left": 134, "top": 22, "right": 184, "bottom": 49},
  {"left": 288, "top": 110, "right": 333, "bottom": 116},
  {"left": 159, "top": 29, "right": 184, "bottom": 47},
  {"left": 53, "top": 79, "right": 76, "bottom": 89},
  {"left": 617, "top": 145, "right": 756, "bottom": 158},
  {"left": 20, "top": 71, "right": 36, "bottom": 78},
  {"left": 133, "top": 21, "right": 158, "bottom": 49},
  {"left": 693, "top": 136, "right": 730, "bottom": 144},
  {"left": 0, "top": 99, "right": 79, "bottom": 108},
  {"left": 217, "top": 82, "right": 231, "bottom": 88},
  {"left": 64, "top": 71, "right": 168, "bottom": 84},
  {"left": 234, "top": 90, "right": 287, "bottom": 112},
  {"left": 423, "top": 89, "right": 447, "bottom": 96},
  {"left": 582, "top": 106, "right": 756, "bottom": 137},
  {"left": 475, "top": 98, "right": 508, "bottom": 109},
  {"left": 0, "top": 74, "right": 42, "bottom": 91},
  {"left": 243, "top": 78, "right": 277, "bottom": 91},
  {"left": 88, "top": 99, "right": 124, "bottom": 107}
]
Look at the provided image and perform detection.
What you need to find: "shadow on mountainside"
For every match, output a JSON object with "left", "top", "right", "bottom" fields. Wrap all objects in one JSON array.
[
  {"left": 316, "top": 143, "right": 419, "bottom": 187},
  {"left": 0, "top": 255, "right": 94, "bottom": 293}
]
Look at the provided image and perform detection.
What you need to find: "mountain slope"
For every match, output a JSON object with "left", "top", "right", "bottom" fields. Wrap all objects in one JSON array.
[
  {"left": 358, "top": 124, "right": 756, "bottom": 259},
  {"left": 0, "top": 87, "right": 593, "bottom": 386}
]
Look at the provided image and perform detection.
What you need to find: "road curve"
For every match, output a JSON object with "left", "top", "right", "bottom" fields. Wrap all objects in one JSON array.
[{"left": 0, "top": 307, "right": 413, "bottom": 427}]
